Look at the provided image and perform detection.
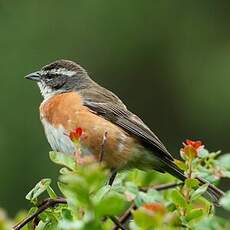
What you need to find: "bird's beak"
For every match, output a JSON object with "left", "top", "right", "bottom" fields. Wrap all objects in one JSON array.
[{"left": 25, "top": 71, "right": 41, "bottom": 81}]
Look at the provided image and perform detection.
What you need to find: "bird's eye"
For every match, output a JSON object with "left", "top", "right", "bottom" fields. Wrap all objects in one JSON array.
[{"left": 46, "top": 73, "right": 53, "bottom": 79}]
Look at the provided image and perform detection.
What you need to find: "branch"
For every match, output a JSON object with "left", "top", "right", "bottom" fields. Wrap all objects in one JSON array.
[
  {"left": 14, "top": 182, "right": 183, "bottom": 230},
  {"left": 140, "top": 181, "right": 184, "bottom": 192},
  {"left": 109, "top": 216, "right": 127, "bottom": 230},
  {"left": 13, "top": 197, "right": 67, "bottom": 230},
  {"left": 112, "top": 181, "right": 183, "bottom": 230},
  {"left": 112, "top": 203, "right": 136, "bottom": 230}
]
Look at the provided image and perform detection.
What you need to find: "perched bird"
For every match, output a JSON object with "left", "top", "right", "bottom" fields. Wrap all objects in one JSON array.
[{"left": 25, "top": 59, "right": 223, "bottom": 203}]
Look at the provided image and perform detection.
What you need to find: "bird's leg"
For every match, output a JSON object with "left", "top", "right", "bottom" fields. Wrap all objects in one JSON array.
[
  {"left": 98, "top": 131, "right": 117, "bottom": 185},
  {"left": 99, "top": 131, "right": 108, "bottom": 162},
  {"left": 109, "top": 170, "right": 117, "bottom": 186}
]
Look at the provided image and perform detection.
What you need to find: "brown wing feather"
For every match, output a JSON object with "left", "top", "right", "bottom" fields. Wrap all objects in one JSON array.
[{"left": 80, "top": 86, "right": 173, "bottom": 161}]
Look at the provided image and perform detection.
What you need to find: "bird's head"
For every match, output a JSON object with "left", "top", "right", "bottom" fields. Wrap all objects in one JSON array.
[{"left": 25, "top": 59, "right": 93, "bottom": 98}]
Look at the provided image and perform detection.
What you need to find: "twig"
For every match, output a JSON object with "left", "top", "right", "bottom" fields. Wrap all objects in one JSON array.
[
  {"left": 140, "top": 181, "right": 184, "bottom": 192},
  {"left": 99, "top": 131, "right": 108, "bottom": 162},
  {"left": 112, "top": 181, "right": 183, "bottom": 229},
  {"left": 109, "top": 216, "right": 127, "bottom": 230},
  {"left": 112, "top": 203, "right": 136, "bottom": 230},
  {"left": 119, "top": 203, "right": 136, "bottom": 223},
  {"left": 13, "top": 197, "right": 67, "bottom": 230}
]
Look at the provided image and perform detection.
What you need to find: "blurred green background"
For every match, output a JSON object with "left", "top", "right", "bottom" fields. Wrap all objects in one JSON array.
[{"left": 1, "top": 0, "right": 230, "bottom": 215}]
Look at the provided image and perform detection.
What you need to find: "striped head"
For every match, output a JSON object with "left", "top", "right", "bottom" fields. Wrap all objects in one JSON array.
[{"left": 25, "top": 59, "right": 94, "bottom": 98}]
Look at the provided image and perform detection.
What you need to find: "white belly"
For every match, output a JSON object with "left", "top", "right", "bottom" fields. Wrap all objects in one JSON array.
[{"left": 41, "top": 118, "right": 76, "bottom": 154}]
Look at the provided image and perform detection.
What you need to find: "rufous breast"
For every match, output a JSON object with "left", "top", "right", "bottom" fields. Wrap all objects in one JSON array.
[{"left": 39, "top": 92, "right": 139, "bottom": 169}]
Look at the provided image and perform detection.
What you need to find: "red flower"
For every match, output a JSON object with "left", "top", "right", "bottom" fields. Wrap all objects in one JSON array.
[
  {"left": 141, "top": 202, "right": 166, "bottom": 214},
  {"left": 183, "top": 139, "right": 202, "bottom": 149},
  {"left": 181, "top": 139, "right": 203, "bottom": 159},
  {"left": 69, "top": 127, "right": 83, "bottom": 142}
]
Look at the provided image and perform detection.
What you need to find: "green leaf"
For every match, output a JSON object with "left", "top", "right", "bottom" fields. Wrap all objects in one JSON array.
[
  {"left": 191, "top": 184, "right": 208, "bottom": 201},
  {"left": 220, "top": 191, "right": 230, "bottom": 211},
  {"left": 222, "top": 171, "right": 230, "bottom": 178},
  {"left": 193, "top": 196, "right": 212, "bottom": 214},
  {"left": 186, "top": 208, "right": 203, "bottom": 222},
  {"left": 133, "top": 208, "right": 160, "bottom": 229},
  {"left": 36, "top": 219, "right": 58, "bottom": 230},
  {"left": 38, "top": 211, "right": 49, "bottom": 222},
  {"left": 95, "top": 191, "right": 126, "bottom": 217},
  {"left": 196, "top": 166, "right": 218, "bottom": 183},
  {"left": 185, "top": 178, "right": 199, "bottom": 189},
  {"left": 61, "top": 208, "right": 73, "bottom": 221},
  {"left": 93, "top": 185, "right": 111, "bottom": 203},
  {"left": 174, "top": 160, "right": 187, "bottom": 171},
  {"left": 170, "top": 189, "right": 187, "bottom": 207},
  {"left": 135, "top": 189, "right": 163, "bottom": 207},
  {"left": 218, "top": 153, "right": 230, "bottom": 170},
  {"left": 47, "top": 186, "right": 57, "bottom": 199},
  {"left": 26, "top": 178, "right": 51, "bottom": 203},
  {"left": 49, "top": 151, "right": 76, "bottom": 171},
  {"left": 125, "top": 182, "right": 139, "bottom": 196},
  {"left": 167, "top": 203, "right": 176, "bottom": 212},
  {"left": 194, "top": 216, "right": 230, "bottom": 230},
  {"left": 35, "top": 221, "right": 47, "bottom": 230},
  {"left": 58, "top": 220, "right": 83, "bottom": 229},
  {"left": 60, "top": 167, "right": 72, "bottom": 175},
  {"left": 198, "top": 148, "right": 209, "bottom": 158},
  {"left": 59, "top": 175, "right": 90, "bottom": 206}
]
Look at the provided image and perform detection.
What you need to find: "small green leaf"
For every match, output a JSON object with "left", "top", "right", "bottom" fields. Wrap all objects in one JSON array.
[
  {"left": 194, "top": 216, "right": 230, "bottom": 230},
  {"left": 185, "top": 178, "right": 199, "bottom": 189},
  {"left": 59, "top": 175, "right": 90, "bottom": 205},
  {"left": 49, "top": 151, "right": 76, "bottom": 171},
  {"left": 220, "top": 191, "right": 230, "bottom": 211},
  {"left": 125, "top": 182, "right": 139, "bottom": 196},
  {"left": 194, "top": 197, "right": 212, "bottom": 214},
  {"left": 222, "top": 171, "right": 230, "bottom": 178},
  {"left": 93, "top": 185, "right": 111, "bottom": 203},
  {"left": 174, "top": 160, "right": 187, "bottom": 171},
  {"left": 47, "top": 186, "right": 57, "bottom": 199},
  {"left": 167, "top": 203, "right": 176, "bottom": 212},
  {"left": 218, "top": 153, "right": 230, "bottom": 170},
  {"left": 95, "top": 191, "right": 126, "bottom": 217},
  {"left": 196, "top": 166, "right": 217, "bottom": 183},
  {"left": 26, "top": 178, "right": 51, "bottom": 203},
  {"left": 35, "top": 221, "right": 47, "bottom": 230},
  {"left": 170, "top": 189, "right": 187, "bottom": 207},
  {"left": 135, "top": 189, "right": 163, "bottom": 207},
  {"left": 133, "top": 208, "right": 160, "bottom": 228},
  {"left": 61, "top": 208, "right": 73, "bottom": 220},
  {"left": 60, "top": 167, "right": 72, "bottom": 175},
  {"left": 191, "top": 184, "right": 208, "bottom": 201},
  {"left": 58, "top": 220, "right": 83, "bottom": 229},
  {"left": 198, "top": 148, "right": 209, "bottom": 158},
  {"left": 186, "top": 208, "right": 203, "bottom": 222}
]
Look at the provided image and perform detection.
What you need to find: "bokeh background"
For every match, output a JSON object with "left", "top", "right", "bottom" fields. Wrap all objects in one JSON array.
[{"left": 1, "top": 0, "right": 230, "bottom": 215}]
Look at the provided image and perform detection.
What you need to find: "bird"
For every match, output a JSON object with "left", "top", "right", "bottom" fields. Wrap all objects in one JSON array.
[{"left": 25, "top": 59, "right": 223, "bottom": 203}]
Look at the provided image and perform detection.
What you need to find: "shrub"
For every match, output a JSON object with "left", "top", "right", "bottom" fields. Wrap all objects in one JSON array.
[{"left": 10, "top": 140, "right": 230, "bottom": 229}]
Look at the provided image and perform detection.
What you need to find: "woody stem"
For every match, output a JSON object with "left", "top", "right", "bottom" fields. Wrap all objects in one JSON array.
[{"left": 13, "top": 198, "right": 67, "bottom": 230}]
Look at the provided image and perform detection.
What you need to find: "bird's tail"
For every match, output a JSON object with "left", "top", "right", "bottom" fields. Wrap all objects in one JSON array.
[{"left": 161, "top": 158, "right": 224, "bottom": 205}]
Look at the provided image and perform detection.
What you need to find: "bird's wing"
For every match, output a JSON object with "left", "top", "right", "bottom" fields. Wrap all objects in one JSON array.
[{"left": 80, "top": 87, "right": 173, "bottom": 161}]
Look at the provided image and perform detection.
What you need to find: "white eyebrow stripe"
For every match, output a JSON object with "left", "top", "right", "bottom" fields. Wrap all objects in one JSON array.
[{"left": 40, "top": 68, "right": 76, "bottom": 77}]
